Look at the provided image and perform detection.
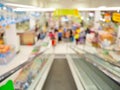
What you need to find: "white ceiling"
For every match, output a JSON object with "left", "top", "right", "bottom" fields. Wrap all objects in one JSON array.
[{"left": 2, "top": 0, "right": 120, "bottom": 8}]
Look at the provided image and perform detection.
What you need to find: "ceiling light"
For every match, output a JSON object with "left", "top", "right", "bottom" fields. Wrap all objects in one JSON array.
[
  {"left": 98, "top": 6, "right": 106, "bottom": 9},
  {"left": 4, "top": 3, "right": 37, "bottom": 8},
  {"left": 13, "top": 8, "right": 55, "bottom": 12},
  {"left": 78, "top": 8, "right": 97, "bottom": 11}
]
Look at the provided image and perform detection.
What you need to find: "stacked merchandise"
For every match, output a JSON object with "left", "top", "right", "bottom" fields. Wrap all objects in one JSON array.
[
  {"left": 0, "top": 45, "right": 15, "bottom": 64},
  {"left": 31, "top": 46, "right": 40, "bottom": 55},
  {"left": 97, "top": 49, "right": 120, "bottom": 67},
  {"left": 14, "top": 55, "right": 49, "bottom": 90}
]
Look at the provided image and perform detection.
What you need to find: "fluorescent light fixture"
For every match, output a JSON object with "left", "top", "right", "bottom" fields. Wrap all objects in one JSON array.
[
  {"left": 78, "top": 7, "right": 120, "bottom": 11},
  {"left": 13, "top": 8, "right": 55, "bottom": 12},
  {"left": 98, "top": 6, "right": 106, "bottom": 8},
  {"left": 78, "top": 8, "right": 97, "bottom": 11},
  {"left": 4, "top": 3, "right": 37, "bottom": 8}
]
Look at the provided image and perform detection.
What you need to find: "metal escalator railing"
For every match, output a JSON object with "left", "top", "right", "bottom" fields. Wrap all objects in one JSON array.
[
  {"left": 75, "top": 45, "right": 120, "bottom": 67},
  {"left": 68, "top": 54, "right": 120, "bottom": 90},
  {"left": 0, "top": 47, "right": 51, "bottom": 90},
  {"left": 70, "top": 46, "right": 120, "bottom": 84}
]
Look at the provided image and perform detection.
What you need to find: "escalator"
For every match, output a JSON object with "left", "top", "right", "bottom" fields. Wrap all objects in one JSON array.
[
  {"left": 0, "top": 53, "right": 77, "bottom": 90},
  {"left": 42, "top": 59, "right": 77, "bottom": 90},
  {"left": 0, "top": 48, "right": 53, "bottom": 90},
  {"left": 1, "top": 46, "right": 120, "bottom": 90},
  {"left": 71, "top": 54, "right": 120, "bottom": 90}
]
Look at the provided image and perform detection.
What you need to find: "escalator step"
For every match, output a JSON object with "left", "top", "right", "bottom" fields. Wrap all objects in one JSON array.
[{"left": 42, "top": 59, "right": 77, "bottom": 90}]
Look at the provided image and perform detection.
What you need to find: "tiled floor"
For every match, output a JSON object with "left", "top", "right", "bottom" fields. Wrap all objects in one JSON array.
[{"left": 45, "top": 43, "right": 76, "bottom": 54}]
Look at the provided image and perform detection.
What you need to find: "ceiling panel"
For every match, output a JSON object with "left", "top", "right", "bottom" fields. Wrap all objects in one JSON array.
[{"left": 2, "top": 0, "right": 120, "bottom": 8}]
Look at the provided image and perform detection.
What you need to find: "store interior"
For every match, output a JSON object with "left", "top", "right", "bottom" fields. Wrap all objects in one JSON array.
[{"left": 0, "top": 1, "right": 120, "bottom": 90}]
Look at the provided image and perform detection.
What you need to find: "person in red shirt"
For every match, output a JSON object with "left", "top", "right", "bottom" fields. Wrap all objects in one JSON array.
[{"left": 49, "top": 31, "right": 56, "bottom": 47}]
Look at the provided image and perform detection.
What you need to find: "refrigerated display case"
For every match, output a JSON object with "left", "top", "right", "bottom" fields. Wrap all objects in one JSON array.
[
  {"left": 14, "top": 54, "right": 50, "bottom": 90},
  {"left": 0, "top": 52, "right": 51, "bottom": 90}
]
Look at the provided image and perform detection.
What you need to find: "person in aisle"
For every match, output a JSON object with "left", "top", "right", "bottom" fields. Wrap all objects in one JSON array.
[
  {"left": 79, "top": 30, "right": 86, "bottom": 44},
  {"left": 54, "top": 28, "right": 58, "bottom": 44},
  {"left": 64, "top": 29, "right": 70, "bottom": 43},
  {"left": 85, "top": 26, "right": 91, "bottom": 34},
  {"left": 45, "top": 21, "right": 49, "bottom": 28},
  {"left": 48, "top": 31, "right": 56, "bottom": 47},
  {"left": 54, "top": 28, "right": 58, "bottom": 32},
  {"left": 40, "top": 31, "right": 46, "bottom": 40},
  {"left": 76, "top": 26, "right": 81, "bottom": 33},
  {"left": 48, "top": 31, "right": 53, "bottom": 39},
  {"left": 0, "top": 33, "right": 4, "bottom": 44},
  {"left": 63, "top": 26, "right": 67, "bottom": 38},
  {"left": 80, "top": 20, "right": 85, "bottom": 27},
  {"left": 58, "top": 26, "right": 63, "bottom": 42},
  {"left": 76, "top": 26, "right": 81, "bottom": 44},
  {"left": 74, "top": 31, "right": 80, "bottom": 45},
  {"left": 84, "top": 25, "right": 92, "bottom": 44},
  {"left": 37, "top": 32, "right": 41, "bottom": 40},
  {"left": 69, "top": 29, "right": 74, "bottom": 42}
]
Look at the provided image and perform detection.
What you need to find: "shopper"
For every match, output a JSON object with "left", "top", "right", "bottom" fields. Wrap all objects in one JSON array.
[
  {"left": 64, "top": 29, "right": 70, "bottom": 43},
  {"left": 58, "top": 26, "right": 63, "bottom": 42},
  {"left": 79, "top": 30, "right": 86, "bottom": 44},
  {"left": 49, "top": 31, "right": 56, "bottom": 47},
  {"left": 40, "top": 31, "right": 45, "bottom": 40},
  {"left": 74, "top": 31, "right": 80, "bottom": 45},
  {"left": 37, "top": 32, "right": 41, "bottom": 40},
  {"left": 69, "top": 29, "right": 74, "bottom": 42}
]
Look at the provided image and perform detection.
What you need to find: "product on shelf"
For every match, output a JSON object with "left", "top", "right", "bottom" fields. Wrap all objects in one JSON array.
[
  {"left": 0, "top": 45, "right": 15, "bottom": 64},
  {"left": 0, "top": 45, "right": 10, "bottom": 53},
  {"left": 14, "top": 56, "right": 48, "bottom": 90}
]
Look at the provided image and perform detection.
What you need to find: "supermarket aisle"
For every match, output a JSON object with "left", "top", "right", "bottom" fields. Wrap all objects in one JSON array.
[
  {"left": 45, "top": 43, "right": 75, "bottom": 54},
  {"left": 0, "top": 46, "right": 33, "bottom": 76},
  {"left": 42, "top": 59, "right": 77, "bottom": 90}
]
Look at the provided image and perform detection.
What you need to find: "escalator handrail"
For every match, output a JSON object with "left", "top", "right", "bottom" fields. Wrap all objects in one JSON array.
[
  {"left": 75, "top": 46, "right": 120, "bottom": 67},
  {"left": 70, "top": 46, "right": 120, "bottom": 84},
  {"left": 0, "top": 47, "right": 50, "bottom": 83}
]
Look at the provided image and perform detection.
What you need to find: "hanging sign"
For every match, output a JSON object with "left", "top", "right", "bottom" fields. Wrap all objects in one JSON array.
[
  {"left": 112, "top": 12, "right": 120, "bottom": 22},
  {"left": 53, "top": 9, "right": 79, "bottom": 16}
]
